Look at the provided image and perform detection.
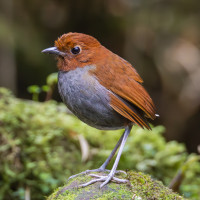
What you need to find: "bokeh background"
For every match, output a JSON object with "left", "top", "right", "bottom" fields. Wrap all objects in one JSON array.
[
  {"left": 1, "top": 0, "right": 199, "bottom": 152},
  {"left": 1, "top": 0, "right": 200, "bottom": 199}
]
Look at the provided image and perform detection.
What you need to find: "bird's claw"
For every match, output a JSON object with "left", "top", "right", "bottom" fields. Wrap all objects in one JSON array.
[
  {"left": 68, "top": 169, "right": 127, "bottom": 181},
  {"left": 68, "top": 168, "right": 108, "bottom": 180},
  {"left": 79, "top": 173, "right": 128, "bottom": 188}
]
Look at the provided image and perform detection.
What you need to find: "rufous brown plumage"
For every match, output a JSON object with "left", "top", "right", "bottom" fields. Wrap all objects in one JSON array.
[
  {"left": 54, "top": 32, "right": 156, "bottom": 129},
  {"left": 42, "top": 32, "right": 157, "bottom": 188}
]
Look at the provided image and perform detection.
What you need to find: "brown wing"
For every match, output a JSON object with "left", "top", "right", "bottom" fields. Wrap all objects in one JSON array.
[
  {"left": 109, "top": 92, "right": 151, "bottom": 129},
  {"left": 90, "top": 46, "right": 156, "bottom": 129}
]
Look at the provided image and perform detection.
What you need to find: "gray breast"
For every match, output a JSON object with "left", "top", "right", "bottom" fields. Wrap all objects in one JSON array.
[{"left": 58, "top": 65, "right": 127, "bottom": 130}]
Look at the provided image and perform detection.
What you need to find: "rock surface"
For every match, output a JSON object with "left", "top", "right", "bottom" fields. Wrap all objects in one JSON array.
[{"left": 47, "top": 171, "right": 184, "bottom": 200}]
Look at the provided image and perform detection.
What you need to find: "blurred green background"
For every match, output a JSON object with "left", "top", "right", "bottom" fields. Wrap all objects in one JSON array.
[
  {"left": 0, "top": 0, "right": 200, "bottom": 199},
  {"left": 1, "top": 0, "right": 200, "bottom": 152},
  {"left": 0, "top": 88, "right": 200, "bottom": 199}
]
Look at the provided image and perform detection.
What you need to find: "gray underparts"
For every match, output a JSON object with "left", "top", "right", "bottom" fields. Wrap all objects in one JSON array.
[{"left": 58, "top": 65, "right": 128, "bottom": 130}]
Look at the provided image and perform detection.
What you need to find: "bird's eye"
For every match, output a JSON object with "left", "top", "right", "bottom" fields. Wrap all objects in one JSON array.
[{"left": 71, "top": 46, "right": 81, "bottom": 54}]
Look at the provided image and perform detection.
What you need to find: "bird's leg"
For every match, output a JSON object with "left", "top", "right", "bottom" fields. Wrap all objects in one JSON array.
[
  {"left": 79, "top": 125, "right": 132, "bottom": 188},
  {"left": 68, "top": 131, "right": 125, "bottom": 181},
  {"left": 98, "top": 131, "right": 125, "bottom": 171}
]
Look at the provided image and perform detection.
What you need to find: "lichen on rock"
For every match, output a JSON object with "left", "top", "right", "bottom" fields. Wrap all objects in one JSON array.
[{"left": 48, "top": 171, "right": 185, "bottom": 200}]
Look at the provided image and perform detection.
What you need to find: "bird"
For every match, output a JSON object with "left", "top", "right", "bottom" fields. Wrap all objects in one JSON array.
[{"left": 42, "top": 32, "right": 157, "bottom": 188}]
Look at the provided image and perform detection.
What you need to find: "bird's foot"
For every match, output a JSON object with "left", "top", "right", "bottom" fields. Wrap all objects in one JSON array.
[
  {"left": 68, "top": 168, "right": 107, "bottom": 181},
  {"left": 79, "top": 173, "right": 128, "bottom": 188},
  {"left": 68, "top": 168, "right": 126, "bottom": 181}
]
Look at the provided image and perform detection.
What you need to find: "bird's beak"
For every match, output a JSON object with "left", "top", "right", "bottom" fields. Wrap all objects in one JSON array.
[{"left": 41, "top": 47, "right": 66, "bottom": 57}]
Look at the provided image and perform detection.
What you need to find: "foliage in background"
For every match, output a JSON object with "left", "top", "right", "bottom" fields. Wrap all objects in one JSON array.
[
  {"left": 27, "top": 73, "right": 58, "bottom": 101},
  {"left": 1, "top": 0, "right": 200, "bottom": 157},
  {"left": 0, "top": 88, "right": 200, "bottom": 200}
]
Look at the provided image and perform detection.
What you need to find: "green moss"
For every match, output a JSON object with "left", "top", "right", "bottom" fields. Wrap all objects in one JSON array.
[
  {"left": 47, "top": 171, "right": 185, "bottom": 200},
  {"left": 128, "top": 172, "right": 183, "bottom": 200},
  {"left": 0, "top": 88, "right": 199, "bottom": 199}
]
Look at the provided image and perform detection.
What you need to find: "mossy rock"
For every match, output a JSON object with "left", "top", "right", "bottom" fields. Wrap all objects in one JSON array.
[{"left": 48, "top": 171, "right": 184, "bottom": 200}]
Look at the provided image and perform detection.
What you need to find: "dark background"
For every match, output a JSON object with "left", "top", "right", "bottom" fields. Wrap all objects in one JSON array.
[{"left": 0, "top": 0, "right": 200, "bottom": 152}]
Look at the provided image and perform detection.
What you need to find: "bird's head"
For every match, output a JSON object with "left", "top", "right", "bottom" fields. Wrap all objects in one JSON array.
[{"left": 42, "top": 32, "right": 102, "bottom": 71}]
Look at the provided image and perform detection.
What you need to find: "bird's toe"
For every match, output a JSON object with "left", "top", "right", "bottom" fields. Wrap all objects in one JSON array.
[{"left": 79, "top": 173, "right": 128, "bottom": 188}]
